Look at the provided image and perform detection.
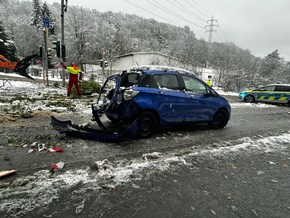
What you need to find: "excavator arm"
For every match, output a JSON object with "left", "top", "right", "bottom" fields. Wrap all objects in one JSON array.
[{"left": 0, "top": 54, "right": 38, "bottom": 80}]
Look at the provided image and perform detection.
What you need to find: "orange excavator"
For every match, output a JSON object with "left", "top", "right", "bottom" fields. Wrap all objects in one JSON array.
[{"left": 0, "top": 54, "right": 38, "bottom": 80}]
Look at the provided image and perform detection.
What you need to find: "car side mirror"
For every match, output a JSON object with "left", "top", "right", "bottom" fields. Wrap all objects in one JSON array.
[{"left": 206, "top": 89, "right": 216, "bottom": 97}]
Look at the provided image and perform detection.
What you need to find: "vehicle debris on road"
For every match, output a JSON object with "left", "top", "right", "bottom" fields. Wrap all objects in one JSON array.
[{"left": 0, "top": 169, "right": 17, "bottom": 178}]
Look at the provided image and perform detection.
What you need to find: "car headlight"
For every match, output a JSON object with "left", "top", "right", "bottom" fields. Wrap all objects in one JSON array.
[{"left": 123, "top": 89, "right": 140, "bottom": 101}]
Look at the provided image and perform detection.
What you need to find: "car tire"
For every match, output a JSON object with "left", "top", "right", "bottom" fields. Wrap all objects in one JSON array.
[
  {"left": 209, "top": 109, "right": 229, "bottom": 129},
  {"left": 244, "top": 95, "right": 255, "bottom": 103},
  {"left": 137, "top": 111, "right": 158, "bottom": 138}
]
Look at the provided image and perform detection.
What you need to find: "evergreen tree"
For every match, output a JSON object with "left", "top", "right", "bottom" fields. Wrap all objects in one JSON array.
[
  {"left": 0, "top": 21, "right": 18, "bottom": 61},
  {"left": 260, "top": 50, "right": 282, "bottom": 83},
  {"left": 30, "top": 0, "right": 42, "bottom": 31},
  {"left": 42, "top": 2, "right": 55, "bottom": 34}
]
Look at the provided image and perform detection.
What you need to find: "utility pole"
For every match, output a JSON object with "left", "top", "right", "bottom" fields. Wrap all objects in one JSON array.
[
  {"left": 43, "top": 18, "right": 49, "bottom": 86},
  {"left": 102, "top": 49, "right": 105, "bottom": 76},
  {"left": 205, "top": 16, "right": 218, "bottom": 68},
  {"left": 206, "top": 16, "right": 218, "bottom": 43},
  {"left": 61, "top": 0, "right": 67, "bottom": 87}
]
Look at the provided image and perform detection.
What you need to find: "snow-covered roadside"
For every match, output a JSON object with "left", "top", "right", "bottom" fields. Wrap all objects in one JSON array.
[
  {"left": 0, "top": 80, "right": 275, "bottom": 114},
  {"left": 0, "top": 80, "right": 94, "bottom": 115},
  {"left": 0, "top": 79, "right": 287, "bottom": 216},
  {"left": 1, "top": 131, "right": 290, "bottom": 216}
]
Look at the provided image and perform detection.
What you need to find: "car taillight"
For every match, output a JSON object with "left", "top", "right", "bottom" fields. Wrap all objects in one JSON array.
[{"left": 123, "top": 89, "right": 140, "bottom": 101}]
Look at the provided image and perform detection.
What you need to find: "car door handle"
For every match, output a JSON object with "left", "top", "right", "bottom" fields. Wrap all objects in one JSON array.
[
  {"left": 188, "top": 94, "right": 195, "bottom": 99},
  {"left": 156, "top": 91, "right": 164, "bottom": 94}
]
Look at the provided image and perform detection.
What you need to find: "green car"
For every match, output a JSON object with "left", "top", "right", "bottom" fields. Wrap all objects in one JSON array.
[{"left": 239, "top": 84, "right": 290, "bottom": 106}]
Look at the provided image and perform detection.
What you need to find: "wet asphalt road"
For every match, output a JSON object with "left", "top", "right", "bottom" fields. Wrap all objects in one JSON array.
[
  {"left": 61, "top": 143, "right": 290, "bottom": 218},
  {"left": 2, "top": 97, "right": 290, "bottom": 217}
]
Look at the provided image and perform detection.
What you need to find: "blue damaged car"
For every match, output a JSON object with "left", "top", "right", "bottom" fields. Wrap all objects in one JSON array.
[
  {"left": 51, "top": 66, "right": 231, "bottom": 140},
  {"left": 93, "top": 66, "right": 231, "bottom": 138}
]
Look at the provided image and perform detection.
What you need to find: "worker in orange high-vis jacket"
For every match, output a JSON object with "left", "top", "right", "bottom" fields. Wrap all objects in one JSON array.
[{"left": 61, "top": 62, "right": 82, "bottom": 97}]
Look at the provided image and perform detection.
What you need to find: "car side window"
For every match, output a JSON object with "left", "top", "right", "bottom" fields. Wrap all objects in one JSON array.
[
  {"left": 261, "top": 86, "right": 275, "bottom": 91},
  {"left": 121, "top": 73, "right": 141, "bottom": 87},
  {"left": 275, "top": 86, "right": 290, "bottom": 91},
  {"left": 153, "top": 74, "right": 180, "bottom": 90},
  {"left": 182, "top": 75, "right": 207, "bottom": 95}
]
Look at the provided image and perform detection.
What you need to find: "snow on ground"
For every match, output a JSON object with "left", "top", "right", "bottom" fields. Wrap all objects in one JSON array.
[
  {"left": 0, "top": 77, "right": 276, "bottom": 114},
  {"left": 215, "top": 88, "right": 239, "bottom": 96},
  {"left": 0, "top": 78, "right": 288, "bottom": 216},
  {"left": 0, "top": 80, "right": 94, "bottom": 115},
  {"left": 1, "top": 131, "right": 290, "bottom": 216}
]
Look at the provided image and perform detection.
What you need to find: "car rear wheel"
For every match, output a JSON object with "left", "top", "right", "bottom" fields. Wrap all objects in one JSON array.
[
  {"left": 244, "top": 95, "right": 255, "bottom": 103},
  {"left": 137, "top": 111, "right": 158, "bottom": 138},
  {"left": 209, "top": 109, "right": 229, "bottom": 129}
]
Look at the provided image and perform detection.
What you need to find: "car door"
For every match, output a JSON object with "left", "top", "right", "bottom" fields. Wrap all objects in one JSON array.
[
  {"left": 255, "top": 85, "right": 275, "bottom": 102},
  {"left": 181, "top": 75, "right": 216, "bottom": 122},
  {"left": 273, "top": 85, "right": 290, "bottom": 104},
  {"left": 150, "top": 73, "right": 186, "bottom": 123}
]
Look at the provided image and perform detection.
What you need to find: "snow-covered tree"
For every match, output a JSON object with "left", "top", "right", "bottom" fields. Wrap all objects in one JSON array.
[
  {"left": 42, "top": 2, "right": 55, "bottom": 34},
  {"left": 30, "top": 0, "right": 42, "bottom": 31},
  {"left": 259, "top": 50, "right": 283, "bottom": 83},
  {"left": 0, "top": 21, "right": 18, "bottom": 61}
]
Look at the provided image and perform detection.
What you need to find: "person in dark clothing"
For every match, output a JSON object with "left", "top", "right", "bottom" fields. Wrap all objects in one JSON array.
[{"left": 60, "top": 62, "right": 82, "bottom": 96}]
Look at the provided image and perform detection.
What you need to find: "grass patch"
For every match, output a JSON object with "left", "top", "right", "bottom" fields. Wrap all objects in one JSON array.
[{"left": 46, "top": 100, "right": 75, "bottom": 108}]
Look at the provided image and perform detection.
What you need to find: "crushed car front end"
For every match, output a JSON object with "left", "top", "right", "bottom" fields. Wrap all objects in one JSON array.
[{"left": 92, "top": 71, "right": 143, "bottom": 127}]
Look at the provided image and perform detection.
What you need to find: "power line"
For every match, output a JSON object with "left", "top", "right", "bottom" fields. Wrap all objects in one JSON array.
[
  {"left": 124, "top": 0, "right": 179, "bottom": 26},
  {"left": 149, "top": 0, "right": 205, "bottom": 31},
  {"left": 184, "top": 0, "right": 211, "bottom": 20},
  {"left": 166, "top": 0, "right": 205, "bottom": 29},
  {"left": 190, "top": 0, "right": 213, "bottom": 18},
  {"left": 217, "top": 24, "right": 231, "bottom": 42},
  {"left": 215, "top": 32, "right": 224, "bottom": 43},
  {"left": 153, "top": 0, "right": 204, "bottom": 32},
  {"left": 172, "top": 0, "right": 207, "bottom": 23},
  {"left": 126, "top": 0, "right": 206, "bottom": 33},
  {"left": 146, "top": 0, "right": 187, "bottom": 23}
]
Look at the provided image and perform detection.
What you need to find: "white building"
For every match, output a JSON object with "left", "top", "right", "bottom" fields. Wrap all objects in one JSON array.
[
  {"left": 112, "top": 51, "right": 181, "bottom": 71},
  {"left": 82, "top": 51, "right": 183, "bottom": 77},
  {"left": 195, "top": 67, "right": 219, "bottom": 84},
  {"left": 82, "top": 52, "right": 218, "bottom": 84}
]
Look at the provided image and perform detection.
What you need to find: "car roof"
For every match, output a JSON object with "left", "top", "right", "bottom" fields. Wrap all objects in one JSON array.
[
  {"left": 130, "top": 65, "right": 196, "bottom": 76},
  {"left": 265, "top": 84, "right": 290, "bottom": 86}
]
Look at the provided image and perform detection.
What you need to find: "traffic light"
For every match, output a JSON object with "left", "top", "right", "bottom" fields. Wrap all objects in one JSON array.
[
  {"left": 104, "top": 61, "right": 108, "bottom": 67},
  {"left": 52, "top": 41, "right": 61, "bottom": 57},
  {"left": 99, "top": 60, "right": 103, "bottom": 67},
  {"left": 39, "top": 46, "right": 43, "bottom": 58},
  {"left": 47, "top": 48, "right": 53, "bottom": 68},
  {"left": 61, "top": 44, "right": 66, "bottom": 61}
]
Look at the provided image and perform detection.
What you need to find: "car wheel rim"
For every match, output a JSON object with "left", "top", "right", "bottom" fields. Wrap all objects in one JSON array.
[
  {"left": 246, "top": 95, "right": 254, "bottom": 103},
  {"left": 209, "top": 110, "right": 228, "bottom": 129},
  {"left": 140, "top": 118, "right": 151, "bottom": 132},
  {"left": 137, "top": 112, "right": 158, "bottom": 138}
]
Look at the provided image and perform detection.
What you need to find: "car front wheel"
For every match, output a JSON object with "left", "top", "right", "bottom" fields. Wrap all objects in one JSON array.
[
  {"left": 137, "top": 111, "right": 158, "bottom": 138},
  {"left": 244, "top": 95, "right": 255, "bottom": 103},
  {"left": 209, "top": 109, "right": 229, "bottom": 129}
]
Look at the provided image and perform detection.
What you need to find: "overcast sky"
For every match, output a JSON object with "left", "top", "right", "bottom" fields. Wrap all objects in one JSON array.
[{"left": 43, "top": 0, "right": 290, "bottom": 61}]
